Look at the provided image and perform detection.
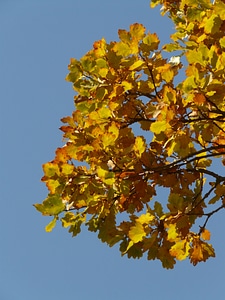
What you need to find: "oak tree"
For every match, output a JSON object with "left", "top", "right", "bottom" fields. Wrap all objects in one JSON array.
[{"left": 34, "top": 0, "right": 225, "bottom": 268}]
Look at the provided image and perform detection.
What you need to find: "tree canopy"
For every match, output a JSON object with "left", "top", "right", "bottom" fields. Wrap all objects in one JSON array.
[{"left": 34, "top": 0, "right": 225, "bottom": 268}]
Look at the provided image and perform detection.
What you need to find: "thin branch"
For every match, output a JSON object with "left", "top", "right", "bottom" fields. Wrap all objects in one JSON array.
[
  {"left": 195, "top": 168, "right": 225, "bottom": 181},
  {"left": 199, "top": 203, "right": 225, "bottom": 233},
  {"left": 189, "top": 183, "right": 218, "bottom": 214},
  {"left": 140, "top": 54, "right": 161, "bottom": 98}
]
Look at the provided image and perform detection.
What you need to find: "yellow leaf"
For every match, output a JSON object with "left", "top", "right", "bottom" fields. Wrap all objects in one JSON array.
[
  {"left": 108, "top": 121, "right": 119, "bottom": 139},
  {"left": 129, "top": 60, "right": 145, "bottom": 71},
  {"left": 102, "top": 133, "right": 116, "bottom": 148},
  {"left": 167, "top": 223, "right": 178, "bottom": 242},
  {"left": 45, "top": 217, "right": 57, "bottom": 232},
  {"left": 96, "top": 166, "right": 115, "bottom": 185},
  {"left": 142, "top": 33, "right": 160, "bottom": 52},
  {"left": 43, "top": 162, "right": 60, "bottom": 177},
  {"left": 46, "top": 179, "right": 61, "bottom": 194},
  {"left": 170, "top": 240, "right": 190, "bottom": 260},
  {"left": 203, "top": 14, "right": 222, "bottom": 35},
  {"left": 130, "top": 23, "right": 146, "bottom": 40},
  {"left": 138, "top": 213, "right": 155, "bottom": 224},
  {"left": 121, "top": 80, "right": 133, "bottom": 91},
  {"left": 93, "top": 38, "right": 107, "bottom": 57},
  {"left": 219, "top": 36, "right": 225, "bottom": 49},
  {"left": 123, "top": 240, "right": 134, "bottom": 253},
  {"left": 150, "top": 120, "right": 167, "bottom": 134},
  {"left": 98, "top": 106, "right": 111, "bottom": 119},
  {"left": 96, "top": 166, "right": 107, "bottom": 179},
  {"left": 167, "top": 139, "right": 176, "bottom": 157},
  {"left": 134, "top": 136, "right": 146, "bottom": 157},
  {"left": 157, "top": 64, "right": 174, "bottom": 83},
  {"left": 118, "top": 29, "right": 131, "bottom": 43},
  {"left": 61, "top": 163, "right": 74, "bottom": 175},
  {"left": 128, "top": 222, "right": 146, "bottom": 243},
  {"left": 186, "top": 44, "right": 208, "bottom": 67},
  {"left": 113, "top": 41, "right": 131, "bottom": 56},
  {"left": 201, "top": 229, "right": 211, "bottom": 241}
]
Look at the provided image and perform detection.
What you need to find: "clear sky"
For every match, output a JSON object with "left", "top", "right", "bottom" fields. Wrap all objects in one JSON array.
[{"left": 1, "top": 1, "right": 225, "bottom": 299}]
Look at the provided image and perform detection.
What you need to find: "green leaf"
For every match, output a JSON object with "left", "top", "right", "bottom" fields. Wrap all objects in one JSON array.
[
  {"left": 204, "top": 14, "right": 222, "bottom": 35},
  {"left": 142, "top": 33, "right": 159, "bottom": 52},
  {"left": 34, "top": 195, "right": 65, "bottom": 216},
  {"left": 61, "top": 212, "right": 86, "bottom": 237},
  {"left": 154, "top": 201, "right": 164, "bottom": 217},
  {"left": 43, "top": 162, "right": 60, "bottom": 177},
  {"left": 126, "top": 243, "right": 143, "bottom": 259},
  {"left": 61, "top": 212, "right": 77, "bottom": 228},
  {"left": 61, "top": 163, "right": 74, "bottom": 175},
  {"left": 186, "top": 44, "right": 209, "bottom": 67}
]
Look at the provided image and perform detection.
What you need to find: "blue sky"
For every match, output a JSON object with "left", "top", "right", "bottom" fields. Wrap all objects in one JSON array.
[{"left": 1, "top": 1, "right": 225, "bottom": 299}]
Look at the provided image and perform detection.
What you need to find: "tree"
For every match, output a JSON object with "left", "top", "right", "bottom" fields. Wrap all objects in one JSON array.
[{"left": 34, "top": 0, "right": 225, "bottom": 268}]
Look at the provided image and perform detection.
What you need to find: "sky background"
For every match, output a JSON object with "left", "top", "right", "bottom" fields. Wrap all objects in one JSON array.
[{"left": 1, "top": 1, "right": 225, "bottom": 299}]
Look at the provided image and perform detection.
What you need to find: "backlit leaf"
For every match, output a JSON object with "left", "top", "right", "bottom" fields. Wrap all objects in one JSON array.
[
  {"left": 203, "top": 14, "right": 222, "bottom": 34},
  {"left": 150, "top": 120, "right": 168, "bottom": 134},
  {"left": 130, "top": 23, "right": 145, "bottom": 40},
  {"left": 129, "top": 60, "right": 145, "bottom": 70},
  {"left": 34, "top": 195, "right": 65, "bottom": 216},
  {"left": 142, "top": 33, "right": 159, "bottom": 52},
  {"left": 138, "top": 213, "right": 155, "bottom": 224},
  {"left": 45, "top": 217, "right": 57, "bottom": 232},
  {"left": 43, "top": 162, "right": 60, "bottom": 177},
  {"left": 113, "top": 42, "right": 132, "bottom": 56},
  {"left": 134, "top": 136, "right": 146, "bottom": 157},
  {"left": 128, "top": 222, "right": 146, "bottom": 243},
  {"left": 201, "top": 229, "right": 211, "bottom": 241},
  {"left": 170, "top": 240, "right": 190, "bottom": 261}
]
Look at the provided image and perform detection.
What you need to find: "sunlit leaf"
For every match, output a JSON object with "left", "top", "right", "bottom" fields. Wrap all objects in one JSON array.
[
  {"left": 34, "top": 195, "right": 65, "bottom": 216},
  {"left": 129, "top": 60, "right": 145, "bottom": 70},
  {"left": 201, "top": 229, "right": 211, "bottom": 241},
  {"left": 138, "top": 213, "right": 155, "bottom": 224},
  {"left": 128, "top": 222, "right": 146, "bottom": 243},
  {"left": 45, "top": 217, "right": 57, "bottom": 232},
  {"left": 43, "top": 162, "right": 60, "bottom": 177},
  {"left": 130, "top": 23, "right": 146, "bottom": 40},
  {"left": 150, "top": 120, "right": 168, "bottom": 134},
  {"left": 113, "top": 42, "right": 132, "bottom": 56},
  {"left": 170, "top": 240, "right": 190, "bottom": 261},
  {"left": 133, "top": 136, "right": 146, "bottom": 157}
]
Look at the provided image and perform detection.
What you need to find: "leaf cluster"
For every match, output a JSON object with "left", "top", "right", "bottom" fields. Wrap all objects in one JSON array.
[{"left": 34, "top": 0, "right": 225, "bottom": 268}]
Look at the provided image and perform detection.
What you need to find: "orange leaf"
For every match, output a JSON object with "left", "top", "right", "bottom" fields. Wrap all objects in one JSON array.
[
  {"left": 201, "top": 229, "right": 211, "bottom": 241},
  {"left": 193, "top": 93, "right": 206, "bottom": 105}
]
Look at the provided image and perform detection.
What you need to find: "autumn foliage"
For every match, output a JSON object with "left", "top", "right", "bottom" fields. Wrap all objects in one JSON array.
[{"left": 34, "top": 0, "right": 225, "bottom": 268}]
